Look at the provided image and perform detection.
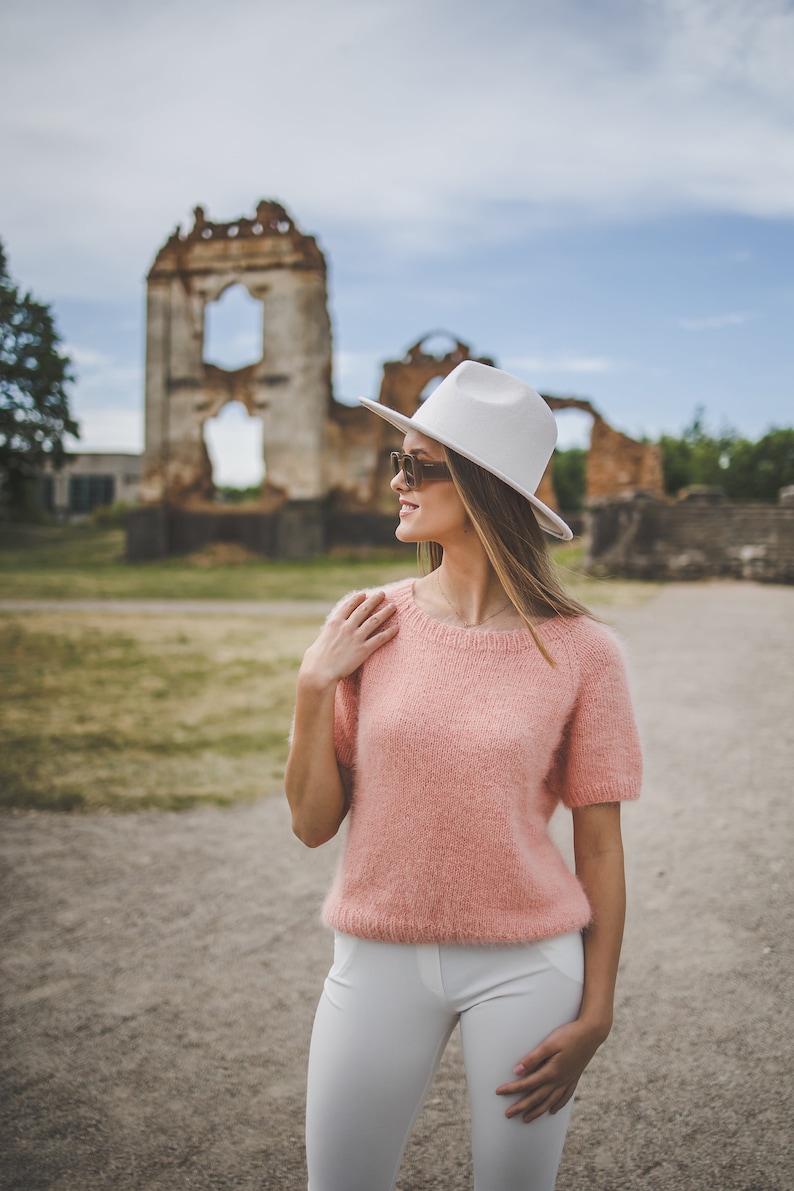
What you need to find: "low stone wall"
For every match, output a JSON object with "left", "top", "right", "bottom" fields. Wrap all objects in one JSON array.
[
  {"left": 126, "top": 505, "right": 410, "bottom": 561},
  {"left": 126, "top": 504, "right": 327, "bottom": 561},
  {"left": 588, "top": 499, "right": 794, "bottom": 583}
]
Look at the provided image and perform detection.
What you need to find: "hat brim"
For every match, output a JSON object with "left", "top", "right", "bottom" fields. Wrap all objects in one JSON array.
[{"left": 360, "top": 397, "right": 573, "bottom": 541}]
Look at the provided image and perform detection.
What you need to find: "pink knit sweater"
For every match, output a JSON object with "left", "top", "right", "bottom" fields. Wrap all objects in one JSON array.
[{"left": 323, "top": 578, "right": 642, "bottom": 944}]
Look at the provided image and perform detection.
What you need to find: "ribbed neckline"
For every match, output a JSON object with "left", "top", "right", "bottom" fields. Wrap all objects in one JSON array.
[{"left": 394, "top": 578, "right": 569, "bottom": 654}]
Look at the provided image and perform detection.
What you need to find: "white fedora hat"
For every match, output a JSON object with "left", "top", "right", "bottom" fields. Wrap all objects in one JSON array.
[{"left": 360, "top": 360, "right": 573, "bottom": 540}]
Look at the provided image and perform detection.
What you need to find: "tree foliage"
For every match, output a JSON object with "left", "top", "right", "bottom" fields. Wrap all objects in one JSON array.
[
  {"left": 552, "top": 447, "right": 587, "bottom": 510},
  {"left": 722, "top": 429, "right": 794, "bottom": 501},
  {"left": 658, "top": 406, "right": 735, "bottom": 495},
  {"left": 658, "top": 407, "right": 794, "bottom": 500},
  {"left": 553, "top": 407, "right": 794, "bottom": 510},
  {"left": 0, "top": 239, "right": 78, "bottom": 509}
]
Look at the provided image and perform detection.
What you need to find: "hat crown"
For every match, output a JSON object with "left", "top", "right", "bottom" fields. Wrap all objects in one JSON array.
[{"left": 416, "top": 361, "right": 557, "bottom": 491}]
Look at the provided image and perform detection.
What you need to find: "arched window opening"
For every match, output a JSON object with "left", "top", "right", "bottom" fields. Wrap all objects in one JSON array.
[
  {"left": 554, "top": 409, "right": 593, "bottom": 451},
  {"left": 416, "top": 332, "right": 460, "bottom": 359},
  {"left": 552, "top": 410, "right": 594, "bottom": 513},
  {"left": 203, "top": 401, "right": 265, "bottom": 498},
  {"left": 203, "top": 284, "right": 264, "bottom": 371}
]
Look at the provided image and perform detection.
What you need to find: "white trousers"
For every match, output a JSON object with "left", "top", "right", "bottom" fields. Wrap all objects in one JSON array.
[{"left": 306, "top": 930, "right": 584, "bottom": 1191}]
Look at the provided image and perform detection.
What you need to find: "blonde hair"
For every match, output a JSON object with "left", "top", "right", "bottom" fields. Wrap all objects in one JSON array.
[{"left": 417, "top": 447, "right": 594, "bottom": 663}]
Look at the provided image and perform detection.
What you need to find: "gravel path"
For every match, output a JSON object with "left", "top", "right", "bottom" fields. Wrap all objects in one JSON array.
[
  {"left": 1, "top": 581, "right": 792, "bottom": 1190},
  {"left": 0, "top": 600, "right": 333, "bottom": 617}
]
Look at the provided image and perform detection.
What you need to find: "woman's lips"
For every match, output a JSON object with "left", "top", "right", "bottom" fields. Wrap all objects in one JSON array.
[{"left": 399, "top": 499, "right": 418, "bottom": 517}]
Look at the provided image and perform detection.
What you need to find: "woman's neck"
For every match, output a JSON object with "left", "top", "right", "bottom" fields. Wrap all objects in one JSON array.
[{"left": 420, "top": 541, "right": 520, "bottom": 629}]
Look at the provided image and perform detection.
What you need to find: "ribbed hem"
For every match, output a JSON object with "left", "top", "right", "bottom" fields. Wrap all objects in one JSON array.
[
  {"left": 322, "top": 900, "right": 592, "bottom": 946},
  {"left": 564, "top": 778, "right": 642, "bottom": 808}
]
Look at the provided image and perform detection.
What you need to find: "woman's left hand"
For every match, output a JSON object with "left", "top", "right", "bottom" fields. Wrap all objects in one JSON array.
[{"left": 495, "top": 1017, "right": 608, "bottom": 1123}]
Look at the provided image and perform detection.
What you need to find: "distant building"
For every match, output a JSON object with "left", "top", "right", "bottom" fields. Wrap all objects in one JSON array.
[{"left": 40, "top": 453, "right": 142, "bottom": 518}]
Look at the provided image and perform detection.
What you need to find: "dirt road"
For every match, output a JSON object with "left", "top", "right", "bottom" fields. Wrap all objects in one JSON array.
[{"left": 1, "top": 582, "right": 792, "bottom": 1190}]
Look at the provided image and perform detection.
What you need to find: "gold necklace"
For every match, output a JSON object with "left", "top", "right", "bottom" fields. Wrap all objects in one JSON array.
[{"left": 435, "top": 573, "right": 511, "bottom": 629}]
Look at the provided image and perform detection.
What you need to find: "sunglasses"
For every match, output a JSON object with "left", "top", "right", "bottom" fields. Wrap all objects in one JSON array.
[{"left": 390, "top": 451, "right": 452, "bottom": 489}]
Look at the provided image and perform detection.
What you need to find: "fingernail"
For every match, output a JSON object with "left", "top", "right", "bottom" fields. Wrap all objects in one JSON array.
[{"left": 513, "top": 1064, "right": 525, "bottom": 1076}]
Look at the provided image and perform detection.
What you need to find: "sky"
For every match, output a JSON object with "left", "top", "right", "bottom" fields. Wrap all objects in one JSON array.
[{"left": 1, "top": 0, "right": 793, "bottom": 485}]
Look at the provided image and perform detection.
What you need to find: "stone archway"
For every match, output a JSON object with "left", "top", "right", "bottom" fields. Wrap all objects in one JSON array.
[
  {"left": 140, "top": 201, "right": 331, "bottom": 507},
  {"left": 376, "top": 331, "right": 495, "bottom": 419}
]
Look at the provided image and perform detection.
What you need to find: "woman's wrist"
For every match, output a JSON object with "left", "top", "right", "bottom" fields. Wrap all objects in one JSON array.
[
  {"left": 575, "top": 1007, "right": 613, "bottom": 1044},
  {"left": 297, "top": 658, "right": 340, "bottom": 695}
]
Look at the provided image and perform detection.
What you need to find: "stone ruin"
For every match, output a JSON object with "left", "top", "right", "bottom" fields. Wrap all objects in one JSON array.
[
  {"left": 128, "top": 200, "right": 665, "bottom": 560},
  {"left": 140, "top": 200, "right": 332, "bottom": 508},
  {"left": 537, "top": 395, "right": 665, "bottom": 511}
]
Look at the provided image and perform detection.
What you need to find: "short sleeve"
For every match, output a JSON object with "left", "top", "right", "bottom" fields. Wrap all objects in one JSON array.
[
  {"left": 334, "top": 669, "right": 360, "bottom": 772},
  {"left": 546, "top": 625, "right": 643, "bottom": 809}
]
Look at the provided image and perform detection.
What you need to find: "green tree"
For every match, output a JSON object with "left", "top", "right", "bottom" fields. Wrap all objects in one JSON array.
[
  {"left": 552, "top": 447, "right": 586, "bottom": 510},
  {"left": 658, "top": 408, "right": 793, "bottom": 501},
  {"left": 658, "top": 433, "right": 693, "bottom": 495},
  {"left": 724, "top": 428, "right": 794, "bottom": 500},
  {"left": 0, "top": 239, "right": 78, "bottom": 513},
  {"left": 659, "top": 406, "right": 737, "bottom": 495}
]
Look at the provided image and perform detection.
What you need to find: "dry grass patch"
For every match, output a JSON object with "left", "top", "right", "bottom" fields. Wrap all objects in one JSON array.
[
  {"left": 0, "top": 612, "right": 323, "bottom": 812},
  {"left": 0, "top": 552, "right": 658, "bottom": 812}
]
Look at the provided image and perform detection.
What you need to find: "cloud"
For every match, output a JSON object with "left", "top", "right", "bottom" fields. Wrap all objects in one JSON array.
[
  {"left": 4, "top": 1, "right": 792, "bottom": 452},
  {"left": 334, "top": 350, "right": 385, "bottom": 381},
  {"left": 507, "top": 356, "right": 619, "bottom": 375},
  {"left": 2, "top": 0, "right": 794, "bottom": 300},
  {"left": 68, "top": 347, "right": 109, "bottom": 371},
  {"left": 332, "top": 350, "right": 387, "bottom": 404},
  {"left": 65, "top": 408, "right": 143, "bottom": 454},
  {"left": 719, "top": 249, "right": 755, "bottom": 264},
  {"left": 677, "top": 312, "right": 759, "bottom": 330},
  {"left": 66, "top": 345, "right": 142, "bottom": 395},
  {"left": 62, "top": 344, "right": 143, "bottom": 449}
]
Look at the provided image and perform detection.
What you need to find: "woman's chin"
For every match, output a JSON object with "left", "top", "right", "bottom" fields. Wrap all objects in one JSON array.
[{"left": 395, "top": 517, "right": 423, "bottom": 544}]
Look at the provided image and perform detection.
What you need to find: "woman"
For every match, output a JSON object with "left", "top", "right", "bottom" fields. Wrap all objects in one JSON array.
[{"left": 285, "top": 361, "right": 642, "bottom": 1191}]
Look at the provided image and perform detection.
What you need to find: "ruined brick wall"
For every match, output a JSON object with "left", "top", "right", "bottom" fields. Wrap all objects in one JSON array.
[
  {"left": 324, "top": 361, "right": 666, "bottom": 521},
  {"left": 588, "top": 499, "right": 794, "bottom": 583},
  {"left": 141, "top": 201, "right": 332, "bottom": 506},
  {"left": 587, "top": 416, "right": 664, "bottom": 501},
  {"left": 541, "top": 396, "right": 665, "bottom": 509}
]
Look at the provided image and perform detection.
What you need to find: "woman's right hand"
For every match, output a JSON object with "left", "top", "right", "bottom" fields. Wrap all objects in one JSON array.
[{"left": 299, "top": 590, "right": 398, "bottom": 690}]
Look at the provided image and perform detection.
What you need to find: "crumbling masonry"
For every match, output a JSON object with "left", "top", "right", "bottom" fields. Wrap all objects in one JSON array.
[
  {"left": 131, "top": 201, "right": 665, "bottom": 559},
  {"left": 141, "top": 201, "right": 332, "bottom": 507}
]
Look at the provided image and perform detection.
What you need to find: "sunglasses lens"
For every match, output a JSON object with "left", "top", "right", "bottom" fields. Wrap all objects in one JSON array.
[{"left": 391, "top": 453, "right": 422, "bottom": 487}]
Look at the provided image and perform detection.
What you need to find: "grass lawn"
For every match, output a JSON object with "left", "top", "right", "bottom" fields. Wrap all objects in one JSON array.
[
  {"left": 0, "top": 523, "right": 657, "bottom": 812},
  {"left": 0, "top": 523, "right": 416, "bottom": 601},
  {"left": 0, "top": 611, "right": 321, "bottom": 812}
]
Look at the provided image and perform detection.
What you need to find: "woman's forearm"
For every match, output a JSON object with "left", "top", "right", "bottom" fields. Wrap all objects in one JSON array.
[
  {"left": 572, "top": 802, "right": 627, "bottom": 1039},
  {"left": 494, "top": 803, "right": 628, "bottom": 1121},
  {"left": 284, "top": 673, "right": 348, "bottom": 848}
]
